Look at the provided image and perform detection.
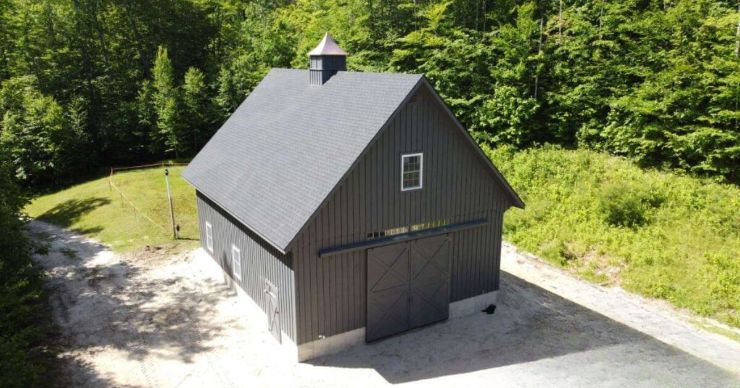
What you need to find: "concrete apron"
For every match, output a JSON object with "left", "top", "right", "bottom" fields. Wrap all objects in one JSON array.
[
  {"left": 214, "top": 256, "right": 497, "bottom": 362},
  {"left": 297, "top": 290, "right": 499, "bottom": 361}
]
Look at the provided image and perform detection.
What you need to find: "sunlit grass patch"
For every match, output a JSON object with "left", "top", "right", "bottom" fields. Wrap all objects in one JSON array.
[{"left": 26, "top": 166, "right": 198, "bottom": 253}]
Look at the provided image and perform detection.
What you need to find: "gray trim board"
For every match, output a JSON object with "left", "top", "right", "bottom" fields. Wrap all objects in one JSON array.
[
  {"left": 419, "top": 78, "right": 525, "bottom": 209},
  {"left": 319, "top": 219, "right": 487, "bottom": 257}
]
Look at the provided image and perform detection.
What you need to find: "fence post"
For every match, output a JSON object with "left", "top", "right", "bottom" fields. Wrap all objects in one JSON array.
[{"left": 164, "top": 168, "right": 178, "bottom": 239}]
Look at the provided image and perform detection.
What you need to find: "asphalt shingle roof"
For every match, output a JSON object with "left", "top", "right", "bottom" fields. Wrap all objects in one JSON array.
[{"left": 183, "top": 68, "right": 423, "bottom": 251}]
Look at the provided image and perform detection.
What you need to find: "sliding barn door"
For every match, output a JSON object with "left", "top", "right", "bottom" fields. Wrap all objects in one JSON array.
[{"left": 366, "top": 235, "right": 450, "bottom": 342}]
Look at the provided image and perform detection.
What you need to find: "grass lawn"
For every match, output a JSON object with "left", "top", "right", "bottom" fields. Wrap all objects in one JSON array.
[
  {"left": 486, "top": 145, "right": 739, "bottom": 328},
  {"left": 25, "top": 149, "right": 739, "bottom": 329},
  {"left": 26, "top": 166, "right": 198, "bottom": 252}
]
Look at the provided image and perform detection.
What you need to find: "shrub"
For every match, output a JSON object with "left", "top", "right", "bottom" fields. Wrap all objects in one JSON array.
[
  {"left": 701, "top": 253, "right": 740, "bottom": 326},
  {"left": 0, "top": 157, "right": 59, "bottom": 387},
  {"left": 485, "top": 145, "right": 740, "bottom": 327},
  {"left": 598, "top": 182, "right": 663, "bottom": 228}
]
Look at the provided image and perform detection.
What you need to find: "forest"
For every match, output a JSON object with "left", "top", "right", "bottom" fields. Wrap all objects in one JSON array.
[
  {"left": 0, "top": 0, "right": 738, "bottom": 188},
  {"left": 0, "top": 0, "right": 738, "bottom": 384}
]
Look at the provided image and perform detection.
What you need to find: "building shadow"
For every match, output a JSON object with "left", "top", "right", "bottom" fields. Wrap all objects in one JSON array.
[{"left": 308, "top": 271, "right": 735, "bottom": 385}]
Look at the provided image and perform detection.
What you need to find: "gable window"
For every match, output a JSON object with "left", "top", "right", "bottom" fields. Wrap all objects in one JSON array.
[
  {"left": 205, "top": 222, "right": 213, "bottom": 253},
  {"left": 401, "top": 153, "right": 423, "bottom": 191},
  {"left": 231, "top": 245, "right": 242, "bottom": 281}
]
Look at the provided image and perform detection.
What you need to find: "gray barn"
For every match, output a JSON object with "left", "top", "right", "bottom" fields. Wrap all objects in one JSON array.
[{"left": 183, "top": 33, "right": 524, "bottom": 361}]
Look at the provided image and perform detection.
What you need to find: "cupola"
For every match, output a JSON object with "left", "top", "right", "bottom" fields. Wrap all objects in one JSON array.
[{"left": 308, "top": 33, "right": 347, "bottom": 85}]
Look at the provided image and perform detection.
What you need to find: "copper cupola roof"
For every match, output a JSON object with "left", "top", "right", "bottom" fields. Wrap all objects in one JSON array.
[{"left": 308, "top": 33, "right": 347, "bottom": 56}]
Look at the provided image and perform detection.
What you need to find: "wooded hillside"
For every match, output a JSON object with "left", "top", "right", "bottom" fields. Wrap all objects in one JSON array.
[{"left": 0, "top": 0, "right": 738, "bottom": 187}]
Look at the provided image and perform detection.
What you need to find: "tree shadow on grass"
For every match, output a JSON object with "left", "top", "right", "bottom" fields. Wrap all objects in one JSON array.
[
  {"left": 37, "top": 197, "right": 110, "bottom": 230},
  {"left": 29, "top": 221, "right": 237, "bottom": 386}
]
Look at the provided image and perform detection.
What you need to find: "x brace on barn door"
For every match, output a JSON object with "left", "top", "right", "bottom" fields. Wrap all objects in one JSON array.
[{"left": 366, "top": 234, "right": 451, "bottom": 342}]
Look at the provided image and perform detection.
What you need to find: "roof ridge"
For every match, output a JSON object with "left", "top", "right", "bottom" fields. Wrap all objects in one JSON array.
[{"left": 269, "top": 67, "right": 424, "bottom": 79}]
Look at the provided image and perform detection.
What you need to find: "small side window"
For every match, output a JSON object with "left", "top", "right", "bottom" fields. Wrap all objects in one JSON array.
[
  {"left": 205, "top": 222, "right": 213, "bottom": 253},
  {"left": 401, "top": 153, "right": 423, "bottom": 191},
  {"left": 231, "top": 245, "right": 242, "bottom": 281}
]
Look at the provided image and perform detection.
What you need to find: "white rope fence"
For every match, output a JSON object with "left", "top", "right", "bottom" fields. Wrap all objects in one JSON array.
[{"left": 108, "top": 161, "right": 189, "bottom": 236}]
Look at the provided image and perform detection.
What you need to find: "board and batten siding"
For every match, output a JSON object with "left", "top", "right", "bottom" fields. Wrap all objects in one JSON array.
[
  {"left": 290, "top": 85, "right": 512, "bottom": 345},
  {"left": 196, "top": 192, "right": 297, "bottom": 342}
]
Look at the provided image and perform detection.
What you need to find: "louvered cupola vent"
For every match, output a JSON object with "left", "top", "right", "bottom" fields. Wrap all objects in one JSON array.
[{"left": 308, "top": 33, "right": 347, "bottom": 85}]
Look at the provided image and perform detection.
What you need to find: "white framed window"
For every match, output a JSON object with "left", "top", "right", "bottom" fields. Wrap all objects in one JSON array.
[
  {"left": 231, "top": 244, "right": 242, "bottom": 281},
  {"left": 205, "top": 222, "right": 213, "bottom": 253},
  {"left": 401, "top": 153, "right": 423, "bottom": 191}
]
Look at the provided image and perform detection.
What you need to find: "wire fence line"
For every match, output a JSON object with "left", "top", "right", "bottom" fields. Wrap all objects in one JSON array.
[{"left": 108, "top": 161, "right": 189, "bottom": 236}]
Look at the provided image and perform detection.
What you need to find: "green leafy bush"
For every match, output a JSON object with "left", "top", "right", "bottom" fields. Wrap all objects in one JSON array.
[
  {"left": 485, "top": 145, "right": 740, "bottom": 327},
  {"left": 598, "top": 182, "right": 664, "bottom": 228},
  {"left": 0, "top": 157, "right": 59, "bottom": 387},
  {"left": 701, "top": 253, "right": 739, "bottom": 312}
]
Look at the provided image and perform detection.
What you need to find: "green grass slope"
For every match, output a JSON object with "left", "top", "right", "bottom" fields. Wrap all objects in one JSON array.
[
  {"left": 486, "top": 145, "right": 739, "bottom": 328},
  {"left": 25, "top": 150, "right": 739, "bottom": 328},
  {"left": 26, "top": 166, "right": 198, "bottom": 252}
]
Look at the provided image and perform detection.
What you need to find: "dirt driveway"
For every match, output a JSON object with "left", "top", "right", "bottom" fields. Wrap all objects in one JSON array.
[{"left": 30, "top": 221, "right": 739, "bottom": 387}]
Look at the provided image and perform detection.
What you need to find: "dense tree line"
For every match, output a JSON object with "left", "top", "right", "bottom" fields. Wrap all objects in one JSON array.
[{"left": 0, "top": 0, "right": 738, "bottom": 187}]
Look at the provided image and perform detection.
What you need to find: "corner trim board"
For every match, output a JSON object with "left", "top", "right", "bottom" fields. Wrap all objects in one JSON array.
[
  {"left": 297, "top": 327, "right": 366, "bottom": 361},
  {"left": 203, "top": 248, "right": 298, "bottom": 357}
]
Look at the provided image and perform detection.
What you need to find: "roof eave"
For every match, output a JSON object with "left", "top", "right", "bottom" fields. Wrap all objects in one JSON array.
[
  {"left": 181, "top": 173, "right": 290, "bottom": 254},
  {"left": 419, "top": 77, "right": 525, "bottom": 209}
]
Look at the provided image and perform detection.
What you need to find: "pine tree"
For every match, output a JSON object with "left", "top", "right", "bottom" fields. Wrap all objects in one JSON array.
[
  {"left": 182, "top": 67, "right": 213, "bottom": 153},
  {"left": 151, "top": 46, "right": 182, "bottom": 158}
]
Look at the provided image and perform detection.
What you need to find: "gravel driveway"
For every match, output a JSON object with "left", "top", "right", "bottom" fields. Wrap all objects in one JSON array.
[{"left": 30, "top": 221, "right": 739, "bottom": 387}]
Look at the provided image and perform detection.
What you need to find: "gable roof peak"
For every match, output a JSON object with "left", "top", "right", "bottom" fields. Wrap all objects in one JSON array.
[
  {"left": 308, "top": 33, "right": 347, "bottom": 56},
  {"left": 183, "top": 69, "right": 422, "bottom": 252}
]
